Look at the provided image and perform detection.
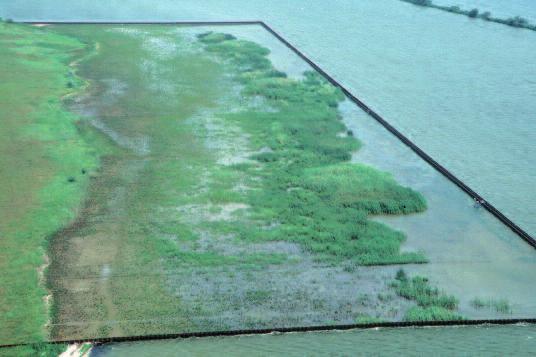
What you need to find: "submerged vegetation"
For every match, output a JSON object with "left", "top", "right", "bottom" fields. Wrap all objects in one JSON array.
[
  {"left": 198, "top": 31, "right": 427, "bottom": 266},
  {"left": 471, "top": 297, "right": 512, "bottom": 314},
  {"left": 400, "top": 0, "right": 536, "bottom": 31},
  {"left": 392, "top": 270, "right": 462, "bottom": 321}
]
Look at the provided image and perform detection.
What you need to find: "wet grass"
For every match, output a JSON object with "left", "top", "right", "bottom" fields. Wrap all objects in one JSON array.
[
  {"left": 198, "top": 32, "right": 427, "bottom": 266},
  {"left": 1, "top": 23, "right": 437, "bottom": 342},
  {"left": 43, "top": 24, "right": 224, "bottom": 338},
  {"left": 0, "top": 343, "right": 66, "bottom": 357},
  {"left": 471, "top": 297, "right": 512, "bottom": 314},
  {"left": 392, "top": 269, "right": 463, "bottom": 321},
  {"left": 403, "top": 306, "right": 463, "bottom": 322},
  {"left": 355, "top": 314, "right": 385, "bottom": 324},
  {"left": 43, "top": 24, "right": 295, "bottom": 338},
  {"left": 43, "top": 26, "right": 431, "bottom": 337},
  {"left": 0, "top": 21, "right": 101, "bottom": 344}
]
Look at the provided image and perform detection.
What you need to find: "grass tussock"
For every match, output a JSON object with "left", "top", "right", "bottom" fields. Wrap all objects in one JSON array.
[
  {"left": 392, "top": 269, "right": 463, "bottom": 321},
  {"left": 403, "top": 306, "right": 463, "bottom": 322},
  {"left": 355, "top": 314, "right": 385, "bottom": 324},
  {"left": 198, "top": 32, "right": 427, "bottom": 265},
  {"left": 471, "top": 297, "right": 512, "bottom": 314}
]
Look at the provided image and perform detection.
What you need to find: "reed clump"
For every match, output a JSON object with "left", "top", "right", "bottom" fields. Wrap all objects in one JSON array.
[
  {"left": 392, "top": 269, "right": 463, "bottom": 321},
  {"left": 198, "top": 32, "right": 427, "bottom": 265}
]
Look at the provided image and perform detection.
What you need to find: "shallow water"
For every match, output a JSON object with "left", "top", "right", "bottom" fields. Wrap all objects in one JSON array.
[
  {"left": 340, "top": 99, "right": 536, "bottom": 318},
  {"left": 91, "top": 324, "right": 536, "bottom": 356}
]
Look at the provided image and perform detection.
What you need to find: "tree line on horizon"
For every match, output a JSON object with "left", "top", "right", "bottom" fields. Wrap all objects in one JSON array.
[{"left": 401, "top": 0, "right": 536, "bottom": 31}]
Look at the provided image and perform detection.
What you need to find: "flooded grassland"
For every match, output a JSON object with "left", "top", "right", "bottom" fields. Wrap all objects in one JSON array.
[
  {"left": 1, "top": 23, "right": 535, "bottom": 351},
  {"left": 44, "top": 25, "right": 435, "bottom": 339}
]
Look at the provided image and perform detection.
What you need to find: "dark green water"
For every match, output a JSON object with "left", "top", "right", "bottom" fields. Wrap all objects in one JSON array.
[{"left": 91, "top": 324, "right": 536, "bottom": 356}]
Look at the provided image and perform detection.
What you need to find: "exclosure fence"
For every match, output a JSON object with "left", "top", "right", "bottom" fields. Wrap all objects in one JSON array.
[
  {"left": 1, "top": 20, "right": 534, "bottom": 349},
  {"left": 2, "top": 319, "right": 536, "bottom": 349}
]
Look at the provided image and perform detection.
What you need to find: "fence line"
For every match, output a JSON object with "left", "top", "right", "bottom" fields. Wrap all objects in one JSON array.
[
  {"left": 2, "top": 319, "right": 536, "bottom": 349},
  {"left": 257, "top": 21, "right": 535, "bottom": 249}
]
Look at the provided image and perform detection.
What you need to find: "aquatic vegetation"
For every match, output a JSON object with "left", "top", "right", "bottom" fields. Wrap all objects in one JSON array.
[
  {"left": 471, "top": 298, "right": 512, "bottom": 314},
  {"left": 394, "top": 276, "right": 457, "bottom": 310},
  {"left": 404, "top": 306, "right": 463, "bottom": 322},
  {"left": 41, "top": 24, "right": 254, "bottom": 340},
  {"left": 197, "top": 31, "right": 236, "bottom": 43},
  {"left": 0, "top": 23, "right": 475, "bottom": 344},
  {"left": 199, "top": 32, "right": 427, "bottom": 266},
  {"left": 399, "top": 0, "right": 536, "bottom": 31},
  {"left": 40, "top": 26, "right": 432, "bottom": 340},
  {"left": 392, "top": 269, "right": 462, "bottom": 321},
  {"left": 355, "top": 314, "right": 385, "bottom": 324}
]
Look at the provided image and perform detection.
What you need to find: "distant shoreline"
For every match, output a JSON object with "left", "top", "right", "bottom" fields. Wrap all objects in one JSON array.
[{"left": 400, "top": 0, "right": 536, "bottom": 32}]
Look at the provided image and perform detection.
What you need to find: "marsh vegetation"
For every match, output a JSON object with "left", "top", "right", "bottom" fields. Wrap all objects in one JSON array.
[
  {"left": 1, "top": 23, "right": 469, "bottom": 346},
  {"left": 198, "top": 31, "right": 428, "bottom": 266},
  {"left": 471, "top": 297, "right": 512, "bottom": 314},
  {"left": 391, "top": 269, "right": 462, "bottom": 321}
]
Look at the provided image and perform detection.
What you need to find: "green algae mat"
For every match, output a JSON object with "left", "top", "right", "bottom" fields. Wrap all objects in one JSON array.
[{"left": 1, "top": 22, "right": 535, "bottom": 347}]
